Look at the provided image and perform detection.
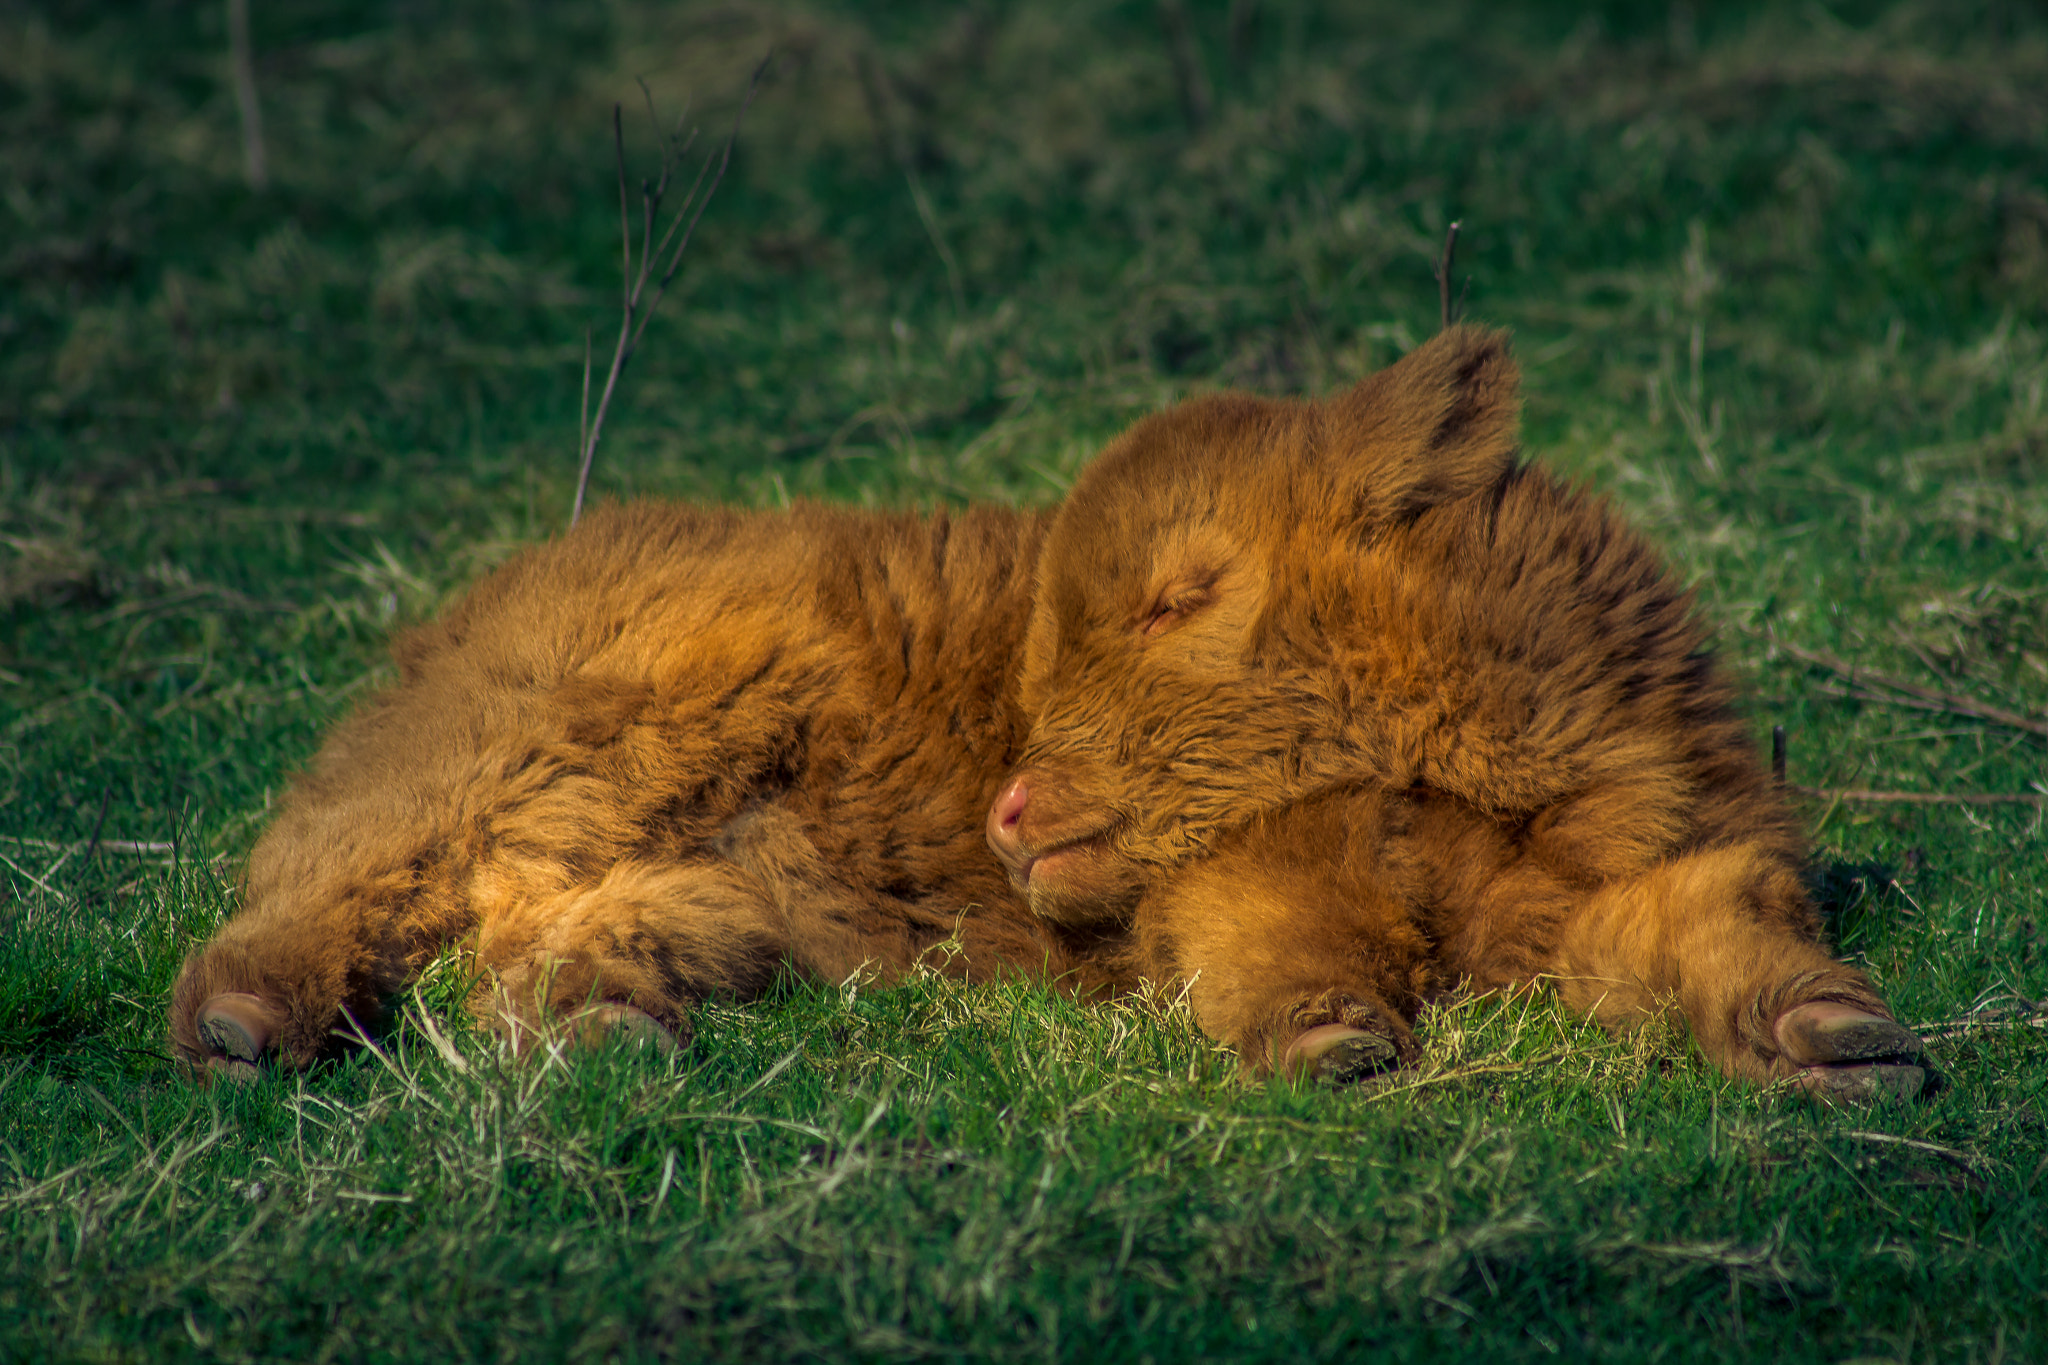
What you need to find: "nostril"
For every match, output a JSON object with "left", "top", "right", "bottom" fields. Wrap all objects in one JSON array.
[{"left": 987, "top": 778, "right": 1030, "bottom": 851}]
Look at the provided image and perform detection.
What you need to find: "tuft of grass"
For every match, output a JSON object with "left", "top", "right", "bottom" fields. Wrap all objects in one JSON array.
[{"left": 3, "top": 1, "right": 2046, "bottom": 1359}]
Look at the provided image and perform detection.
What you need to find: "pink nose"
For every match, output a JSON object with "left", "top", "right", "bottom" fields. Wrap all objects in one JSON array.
[{"left": 985, "top": 777, "right": 1031, "bottom": 878}]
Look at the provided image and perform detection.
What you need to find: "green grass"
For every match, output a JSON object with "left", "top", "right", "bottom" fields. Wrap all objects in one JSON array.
[{"left": 4, "top": 1, "right": 2046, "bottom": 1359}]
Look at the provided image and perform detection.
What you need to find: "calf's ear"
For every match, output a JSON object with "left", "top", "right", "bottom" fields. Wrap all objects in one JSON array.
[{"left": 1326, "top": 324, "right": 1521, "bottom": 526}]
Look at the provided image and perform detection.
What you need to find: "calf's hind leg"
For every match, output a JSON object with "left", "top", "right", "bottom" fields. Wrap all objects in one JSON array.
[
  {"left": 474, "top": 858, "right": 788, "bottom": 1054},
  {"left": 175, "top": 855, "right": 793, "bottom": 1077},
  {"left": 1544, "top": 843, "right": 1927, "bottom": 1101},
  {"left": 171, "top": 856, "right": 475, "bottom": 1078}
]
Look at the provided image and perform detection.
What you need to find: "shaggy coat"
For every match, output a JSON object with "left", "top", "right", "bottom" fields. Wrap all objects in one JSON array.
[{"left": 170, "top": 327, "right": 1915, "bottom": 1092}]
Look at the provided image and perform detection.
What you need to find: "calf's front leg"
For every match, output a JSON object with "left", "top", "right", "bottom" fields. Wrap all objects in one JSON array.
[
  {"left": 1132, "top": 790, "right": 1436, "bottom": 1082},
  {"left": 1542, "top": 843, "right": 1929, "bottom": 1102}
]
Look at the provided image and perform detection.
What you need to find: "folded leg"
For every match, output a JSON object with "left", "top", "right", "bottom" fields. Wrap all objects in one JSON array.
[
  {"left": 169, "top": 856, "right": 472, "bottom": 1074},
  {"left": 1543, "top": 842, "right": 1925, "bottom": 1099},
  {"left": 1134, "top": 791, "right": 1436, "bottom": 1081},
  {"left": 174, "top": 848, "right": 795, "bottom": 1075},
  {"left": 477, "top": 858, "right": 789, "bottom": 1050}
]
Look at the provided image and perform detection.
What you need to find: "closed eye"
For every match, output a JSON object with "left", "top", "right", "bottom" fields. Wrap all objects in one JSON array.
[{"left": 1137, "top": 582, "right": 1215, "bottom": 637}]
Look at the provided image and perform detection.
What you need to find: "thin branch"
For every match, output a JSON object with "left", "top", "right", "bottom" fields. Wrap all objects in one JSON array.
[
  {"left": 1793, "top": 786, "right": 2048, "bottom": 806},
  {"left": 1436, "top": 220, "right": 1462, "bottom": 330},
  {"left": 101, "top": 840, "right": 181, "bottom": 856},
  {"left": 1804, "top": 680, "right": 2048, "bottom": 737},
  {"left": 1836, "top": 1131, "right": 1992, "bottom": 1173},
  {"left": 571, "top": 109, "right": 635, "bottom": 526},
  {"left": 0, "top": 849, "right": 69, "bottom": 901},
  {"left": 571, "top": 55, "right": 769, "bottom": 527},
  {"left": 615, "top": 105, "right": 632, "bottom": 309},
  {"left": 902, "top": 167, "right": 966, "bottom": 317},
  {"left": 227, "top": 0, "right": 268, "bottom": 190},
  {"left": 4, "top": 835, "right": 179, "bottom": 857},
  {"left": 84, "top": 788, "right": 113, "bottom": 864},
  {"left": 856, "top": 53, "right": 965, "bottom": 318},
  {"left": 1911, "top": 1007, "right": 2048, "bottom": 1043},
  {"left": 1158, "top": 0, "right": 1213, "bottom": 133},
  {"left": 636, "top": 75, "right": 666, "bottom": 154},
  {"left": 1772, "top": 636, "right": 2048, "bottom": 738},
  {"left": 578, "top": 327, "right": 592, "bottom": 463},
  {"left": 1669, "top": 321, "right": 1722, "bottom": 476},
  {"left": 1227, "top": 0, "right": 1264, "bottom": 75},
  {"left": 853, "top": 52, "right": 898, "bottom": 171},
  {"left": 628, "top": 133, "right": 715, "bottom": 354}
]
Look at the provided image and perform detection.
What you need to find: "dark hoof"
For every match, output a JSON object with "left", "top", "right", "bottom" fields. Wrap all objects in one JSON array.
[
  {"left": 1776, "top": 1002, "right": 1931, "bottom": 1105},
  {"left": 196, "top": 993, "right": 284, "bottom": 1073},
  {"left": 1283, "top": 1024, "right": 1403, "bottom": 1085},
  {"left": 1777, "top": 1003, "right": 1925, "bottom": 1067},
  {"left": 207, "top": 1055, "right": 262, "bottom": 1085},
  {"left": 566, "top": 1003, "right": 679, "bottom": 1054},
  {"left": 1795, "top": 1062, "right": 1928, "bottom": 1105}
]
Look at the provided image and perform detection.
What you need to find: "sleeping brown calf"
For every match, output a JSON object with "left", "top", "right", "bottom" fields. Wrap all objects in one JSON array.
[{"left": 170, "top": 326, "right": 1928, "bottom": 1102}]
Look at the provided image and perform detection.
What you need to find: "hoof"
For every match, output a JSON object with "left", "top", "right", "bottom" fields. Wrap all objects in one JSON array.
[
  {"left": 1282, "top": 1024, "right": 1403, "bottom": 1085},
  {"left": 566, "top": 1003, "right": 679, "bottom": 1054},
  {"left": 206, "top": 1055, "right": 262, "bottom": 1085},
  {"left": 1794, "top": 1062, "right": 1928, "bottom": 1105},
  {"left": 1775, "top": 1002, "right": 1930, "bottom": 1105},
  {"left": 1776, "top": 1002, "right": 1925, "bottom": 1066},
  {"left": 196, "top": 993, "right": 284, "bottom": 1076}
]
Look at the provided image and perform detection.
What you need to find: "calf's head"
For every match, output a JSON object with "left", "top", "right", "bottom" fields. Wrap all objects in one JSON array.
[{"left": 985, "top": 324, "right": 1523, "bottom": 923}]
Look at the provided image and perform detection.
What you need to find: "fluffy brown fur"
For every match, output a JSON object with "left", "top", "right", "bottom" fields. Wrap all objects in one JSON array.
[{"left": 169, "top": 327, "right": 1922, "bottom": 1096}]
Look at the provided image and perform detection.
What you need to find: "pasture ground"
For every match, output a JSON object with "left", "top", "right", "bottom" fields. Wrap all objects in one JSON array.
[{"left": 3, "top": 2, "right": 2046, "bottom": 1360}]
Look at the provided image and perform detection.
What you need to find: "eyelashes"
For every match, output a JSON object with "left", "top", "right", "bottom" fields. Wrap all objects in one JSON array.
[{"left": 1137, "top": 581, "right": 1216, "bottom": 638}]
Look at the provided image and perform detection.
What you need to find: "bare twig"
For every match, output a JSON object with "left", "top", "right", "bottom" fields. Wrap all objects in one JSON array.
[
  {"left": 5, "top": 835, "right": 180, "bottom": 857},
  {"left": 1227, "top": 0, "right": 1264, "bottom": 75},
  {"left": 0, "top": 849, "right": 69, "bottom": 901},
  {"left": 853, "top": 52, "right": 899, "bottom": 171},
  {"left": 901, "top": 166, "right": 966, "bottom": 318},
  {"left": 84, "top": 788, "right": 113, "bottom": 864},
  {"left": 578, "top": 327, "right": 592, "bottom": 466},
  {"left": 99, "top": 839, "right": 181, "bottom": 856},
  {"left": 1673, "top": 321, "right": 1722, "bottom": 476},
  {"left": 851, "top": 54, "right": 965, "bottom": 318},
  {"left": 571, "top": 55, "right": 769, "bottom": 526},
  {"left": 1837, "top": 1131, "right": 1992, "bottom": 1173},
  {"left": 1772, "top": 636, "right": 2048, "bottom": 738},
  {"left": 227, "top": 0, "right": 268, "bottom": 190},
  {"left": 1805, "top": 676, "right": 2048, "bottom": 737},
  {"left": 1435, "top": 221, "right": 1462, "bottom": 331},
  {"left": 1793, "top": 786, "right": 2048, "bottom": 806},
  {"left": 1158, "top": 0, "right": 1213, "bottom": 133},
  {"left": 1911, "top": 1005, "right": 2048, "bottom": 1043}
]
